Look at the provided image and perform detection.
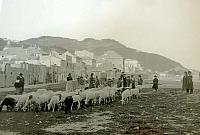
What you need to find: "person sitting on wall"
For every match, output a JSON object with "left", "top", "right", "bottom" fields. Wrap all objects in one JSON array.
[{"left": 66, "top": 73, "right": 73, "bottom": 92}]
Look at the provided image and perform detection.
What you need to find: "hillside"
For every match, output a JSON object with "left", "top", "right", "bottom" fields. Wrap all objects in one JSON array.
[{"left": 0, "top": 36, "right": 185, "bottom": 72}]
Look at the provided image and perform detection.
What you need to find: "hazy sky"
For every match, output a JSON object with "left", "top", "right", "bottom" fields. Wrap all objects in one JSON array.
[{"left": 0, "top": 0, "right": 199, "bottom": 70}]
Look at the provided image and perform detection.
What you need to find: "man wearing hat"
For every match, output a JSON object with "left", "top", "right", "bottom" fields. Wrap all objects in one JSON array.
[
  {"left": 16, "top": 73, "right": 25, "bottom": 94},
  {"left": 152, "top": 75, "right": 158, "bottom": 91},
  {"left": 137, "top": 75, "right": 143, "bottom": 92},
  {"left": 186, "top": 71, "right": 194, "bottom": 94}
]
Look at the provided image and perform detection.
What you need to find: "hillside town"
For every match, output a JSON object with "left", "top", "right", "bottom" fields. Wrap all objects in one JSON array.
[{"left": 0, "top": 41, "right": 146, "bottom": 88}]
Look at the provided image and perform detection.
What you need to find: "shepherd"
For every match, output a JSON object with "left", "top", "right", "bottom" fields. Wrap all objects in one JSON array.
[
  {"left": 66, "top": 73, "right": 73, "bottom": 92},
  {"left": 15, "top": 73, "right": 24, "bottom": 95},
  {"left": 152, "top": 75, "right": 158, "bottom": 91}
]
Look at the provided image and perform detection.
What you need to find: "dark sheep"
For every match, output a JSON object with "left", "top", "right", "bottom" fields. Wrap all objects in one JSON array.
[
  {"left": 64, "top": 96, "right": 73, "bottom": 114},
  {"left": 0, "top": 97, "right": 17, "bottom": 112}
]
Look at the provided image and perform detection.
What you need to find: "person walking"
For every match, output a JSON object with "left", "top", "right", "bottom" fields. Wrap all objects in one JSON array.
[
  {"left": 152, "top": 75, "right": 158, "bottom": 92},
  {"left": 138, "top": 75, "right": 143, "bottom": 93},
  {"left": 66, "top": 73, "right": 73, "bottom": 92},
  {"left": 187, "top": 71, "right": 194, "bottom": 94},
  {"left": 182, "top": 71, "right": 188, "bottom": 92},
  {"left": 89, "top": 73, "right": 95, "bottom": 89},
  {"left": 131, "top": 75, "right": 135, "bottom": 89}
]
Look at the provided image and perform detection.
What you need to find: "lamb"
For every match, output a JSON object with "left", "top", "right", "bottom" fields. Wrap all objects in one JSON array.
[
  {"left": 121, "top": 89, "right": 131, "bottom": 105},
  {"left": 47, "top": 95, "right": 61, "bottom": 112}
]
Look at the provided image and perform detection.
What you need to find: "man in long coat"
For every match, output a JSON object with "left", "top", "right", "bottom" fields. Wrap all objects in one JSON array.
[
  {"left": 152, "top": 75, "right": 158, "bottom": 91},
  {"left": 182, "top": 72, "right": 188, "bottom": 92},
  {"left": 187, "top": 71, "right": 194, "bottom": 94}
]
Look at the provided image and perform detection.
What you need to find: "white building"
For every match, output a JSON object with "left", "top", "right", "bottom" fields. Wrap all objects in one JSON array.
[
  {"left": 75, "top": 50, "right": 94, "bottom": 59},
  {"left": 124, "top": 59, "right": 142, "bottom": 73}
]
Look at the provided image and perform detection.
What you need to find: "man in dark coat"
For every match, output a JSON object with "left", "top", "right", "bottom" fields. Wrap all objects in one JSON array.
[
  {"left": 187, "top": 71, "right": 194, "bottom": 94},
  {"left": 95, "top": 76, "right": 100, "bottom": 88},
  {"left": 138, "top": 75, "right": 143, "bottom": 92},
  {"left": 131, "top": 75, "right": 135, "bottom": 89},
  {"left": 182, "top": 72, "right": 188, "bottom": 92},
  {"left": 89, "top": 73, "right": 95, "bottom": 89},
  {"left": 122, "top": 73, "right": 127, "bottom": 88},
  {"left": 16, "top": 73, "right": 24, "bottom": 95},
  {"left": 152, "top": 75, "right": 158, "bottom": 91}
]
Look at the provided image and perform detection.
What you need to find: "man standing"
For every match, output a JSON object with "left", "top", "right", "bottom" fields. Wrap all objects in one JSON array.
[
  {"left": 187, "top": 71, "right": 194, "bottom": 94},
  {"left": 131, "top": 75, "right": 135, "bottom": 89},
  {"left": 95, "top": 76, "right": 100, "bottom": 88},
  {"left": 182, "top": 71, "right": 188, "bottom": 92},
  {"left": 138, "top": 75, "right": 143, "bottom": 93},
  {"left": 89, "top": 73, "right": 95, "bottom": 89},
  {"left": 17, "top": 73, "right": 24, "bottom": 95},
  {"left": 152, "top": 75, "right": 158, "bottom": 92},
  {"left": 66, "top": 73, "right": 73, "bottom": 92}
]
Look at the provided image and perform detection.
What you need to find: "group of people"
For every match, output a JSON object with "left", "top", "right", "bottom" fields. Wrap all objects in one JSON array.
[
  {"left": 117, "top": 72, "right": 159, "bottom": 92},
  {"left": 66, "top": 73, "right": 101, "bottom": 92},
  {"left": 182, "top": 71, "right": 194, "bottom": 94}
]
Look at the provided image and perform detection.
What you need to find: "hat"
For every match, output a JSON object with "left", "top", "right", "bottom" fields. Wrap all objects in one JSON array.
[
  {"left": 19, "top": 73, "right": 23, "bottom": 75},
  {"left": 154, "top": 75, "right": 157, "bottom": 77}
]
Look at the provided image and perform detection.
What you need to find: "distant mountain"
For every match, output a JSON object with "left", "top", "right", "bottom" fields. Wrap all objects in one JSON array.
[{"left": 0, "top": 36, "right": 186, "bottom": 72}]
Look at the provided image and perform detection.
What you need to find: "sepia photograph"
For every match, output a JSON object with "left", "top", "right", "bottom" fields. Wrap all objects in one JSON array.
[{"left": 0, "top": 0, "right": 200, "bottom": 134}]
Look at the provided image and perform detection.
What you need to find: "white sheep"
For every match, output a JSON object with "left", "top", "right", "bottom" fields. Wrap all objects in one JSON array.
[
  {"left": 98, "top": 90, "right": 109, "bottom": 105},
  {"left": 23, "top": 92, "right": 40, "bottom": 112},
  {"left": 85, "top": 91, "right": 96, "bottom": 105},
  {"left": 72, "top": 95, "right": 81, "bottom": 110},
  {"left": 121, "top": 89, "right": 131, "bottom": 105},
  {"left": 130, "top": 88, "right": 140, "bottom": 99},
  {"left": 47, "top": 95, "right": 61, "bottom": 112},
  {"left": 36, "top": 89, "right": 48, "bottom": 95}
]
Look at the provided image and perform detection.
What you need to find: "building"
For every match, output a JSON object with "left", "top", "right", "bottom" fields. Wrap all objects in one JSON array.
[
  {"left": 97, "top": 50, "right": 124, "bottom": 72},
  {"left": 75, "top": 50, "right": 94, "bottom": 59},
  {"left": 124, "top": 59, "right": 142, "bottom": 73}
]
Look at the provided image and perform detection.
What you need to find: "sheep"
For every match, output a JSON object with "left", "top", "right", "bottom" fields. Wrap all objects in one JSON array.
[
  {"left": 121, "top": 89, "right": 131, "bottom": 105},
  {"left": 72, "top": 95, "right": 81, "bottom": 110},
  {"left": 63, "top": 96, "right": 73, "bottom": 114},
  {"left": 0, "top": 95, "right": 21, "bottom": 112},
  {"left": 36, "top": 89, "right": 48, "bottom": 95},
  {"left": 130, "top": 88, "right": 140, "bottom": 99},
  {"left": 85, "top": 91, "right": 96, "bottom": 105},
  {"left": 37, "top": 91, "right": 53, "bottom": 111},
  {"left": 23, "top": 92, "right": 40, "bottom": 112},
  {"left": 47, "top": 95, "right": 61, "bottom": 112},
  {"left": 98, "top": 90, "right": 109, "bottom": 105}
]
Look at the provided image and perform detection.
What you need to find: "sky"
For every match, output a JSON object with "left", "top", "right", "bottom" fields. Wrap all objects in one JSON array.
[{"left": 0, "top": 0, "right": 199, "bottom": 70}]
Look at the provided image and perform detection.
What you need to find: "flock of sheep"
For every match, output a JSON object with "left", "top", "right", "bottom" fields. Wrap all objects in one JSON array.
[{"left": 0, "top": 86, "right": 141, "bottom": 113}]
